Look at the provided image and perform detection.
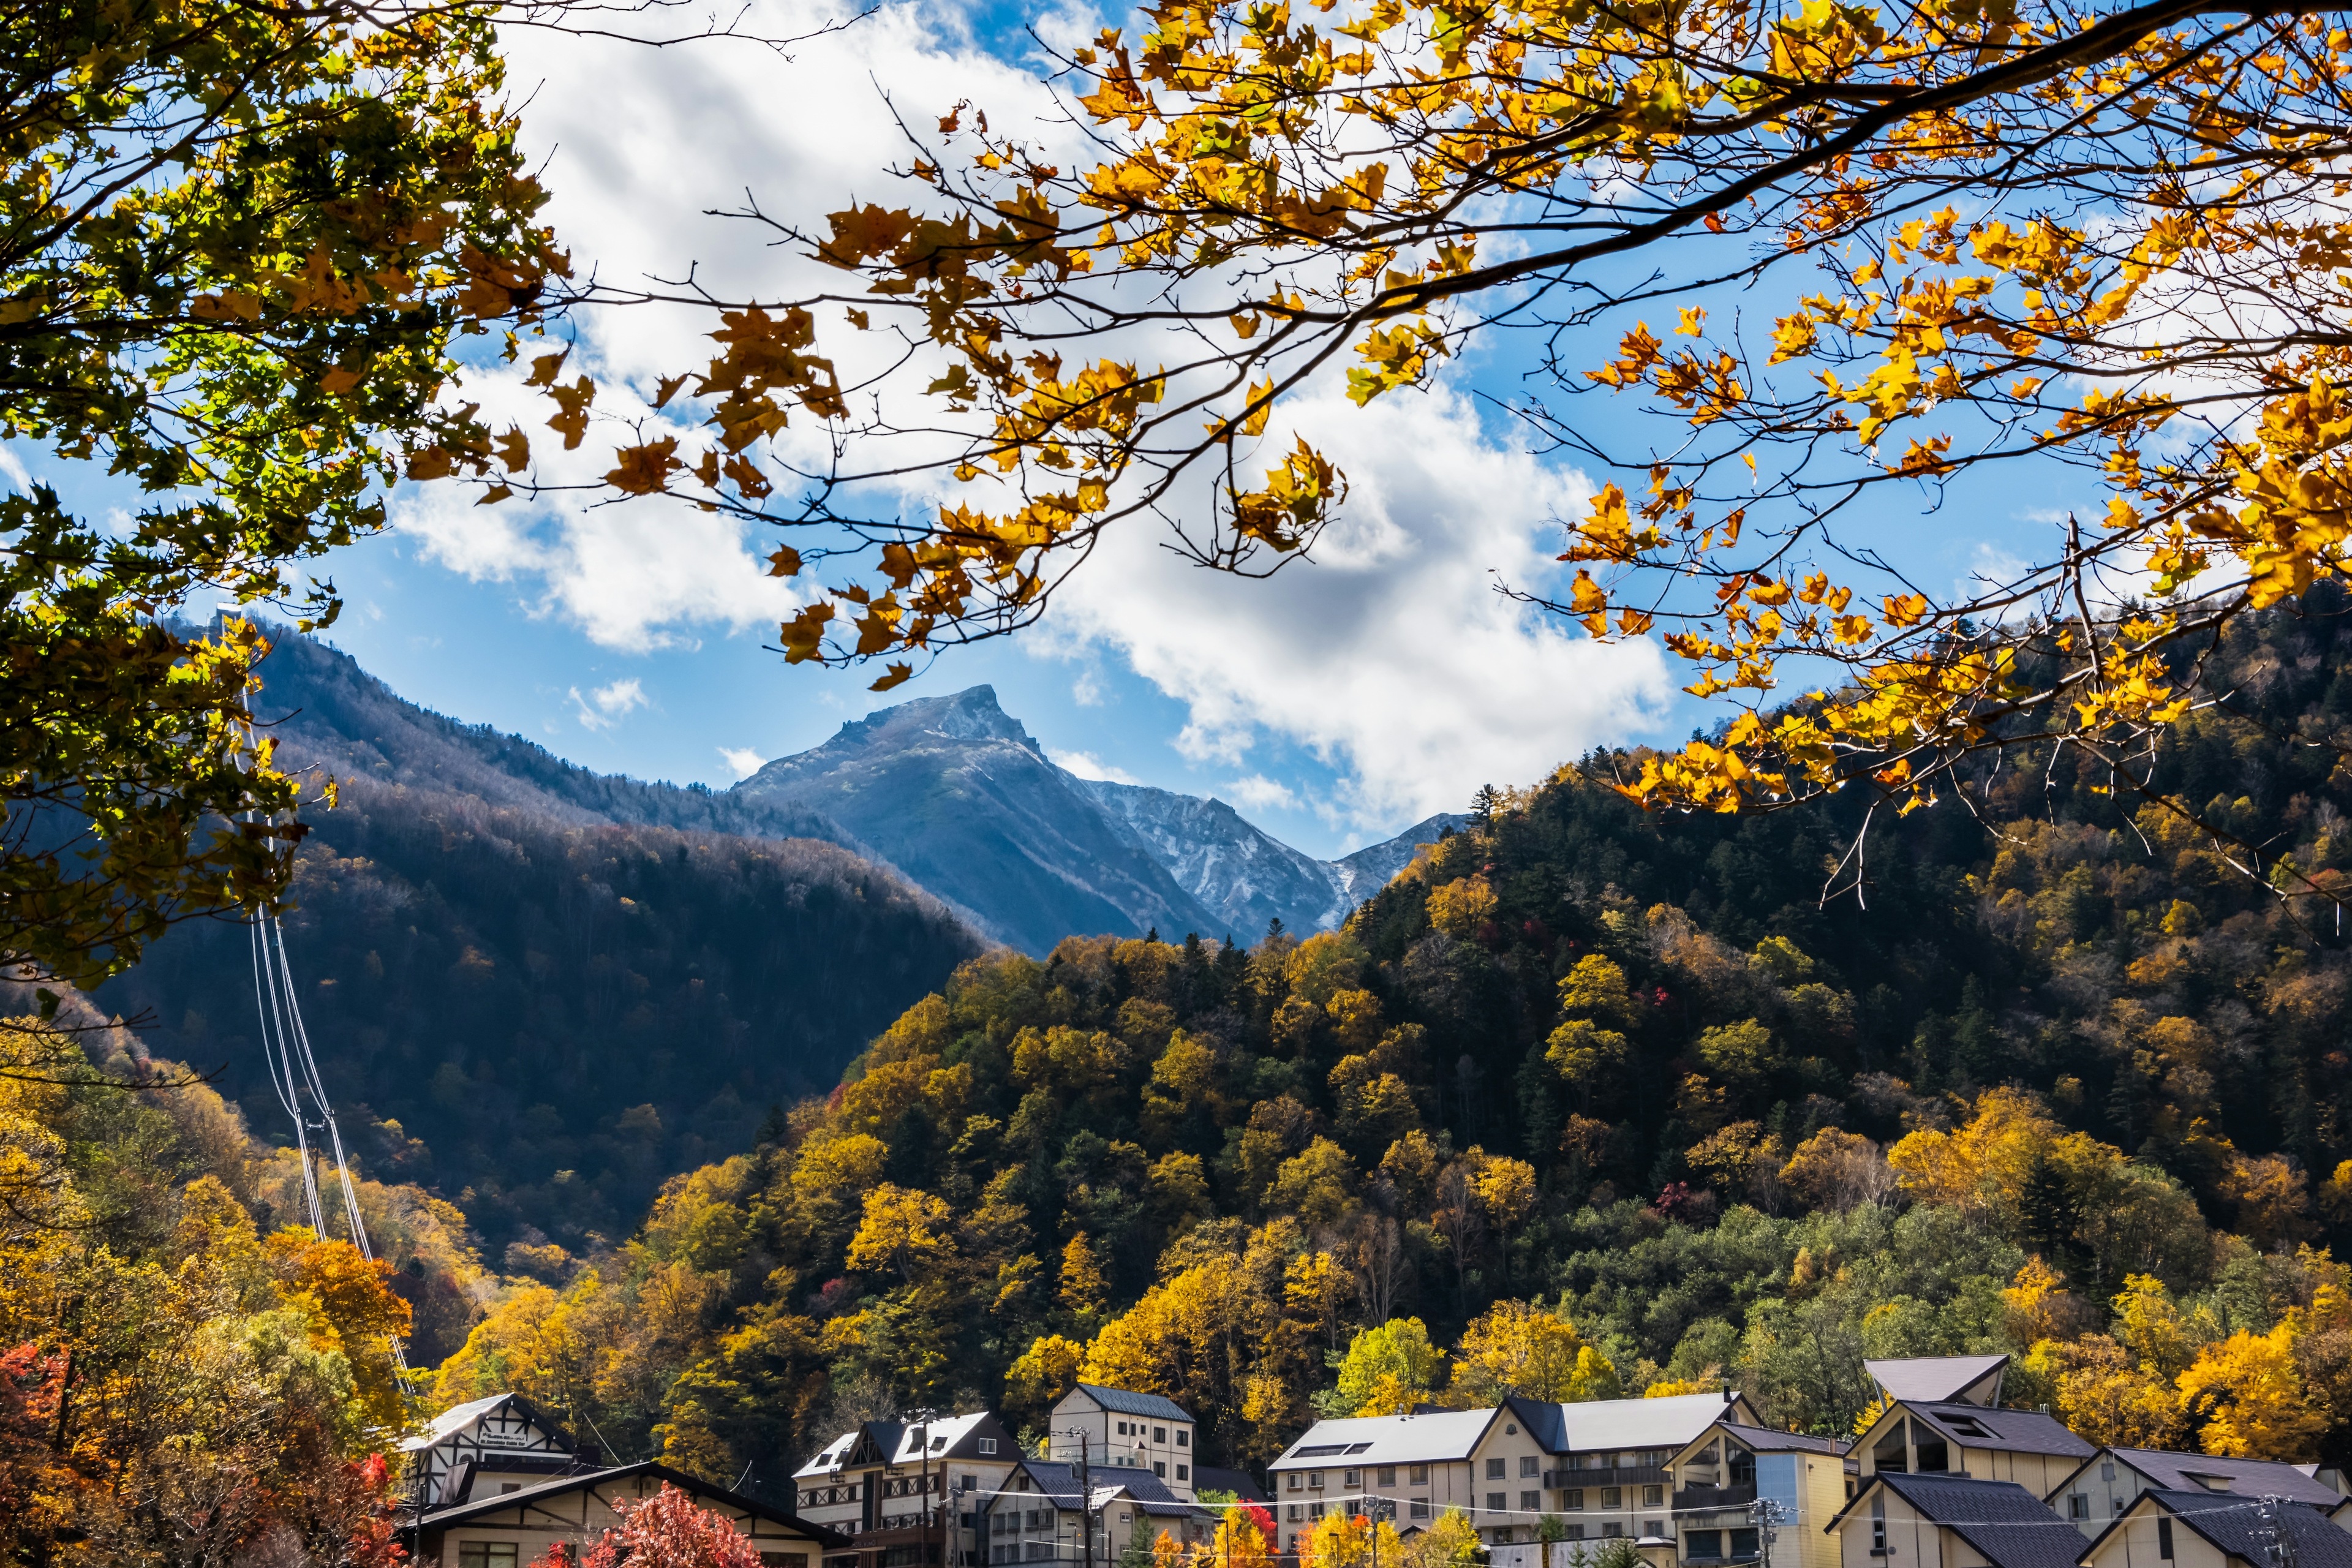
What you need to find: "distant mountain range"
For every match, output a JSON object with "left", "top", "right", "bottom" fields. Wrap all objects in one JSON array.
[
  {"left": 242, "top": 633, "right": 1460, "bottom": 954},
  {"left": 731, "top": 686, "right": 1464, "bottom": 952}
]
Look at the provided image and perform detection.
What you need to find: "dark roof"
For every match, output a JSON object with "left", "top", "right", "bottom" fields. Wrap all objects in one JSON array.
[
  {"left": 2084, "top": 1450, "right": 2343, "bottom": 1507},
  {"left": 1843, "top": 1473, "right": 2084, "bottom": 1568},
  {"left": 1718, "top": 1423, "right": 1846, "bottom": 1457},
  {"left": 413, "top": 1461, "right": 851, "bottom": 1546},
  {"left": 1904, "top": 1403, "right": 2094, "bottom": 1460},
  {"left": 2135, "top": 1490, "right": 2352, "bottom": 1568},
  {"left": 1074, "top": 1384, "right": 1196, "bottom": 1423},
  {"left": 1193, "top": 1468, "right": 1270, "bottom": 1504},
  {"left": 998, "top": 1461, "right": 1205, "bottom": 1520},
  {"left": 1505, "top": 1395, "right": 1571, "bottom": 1453}
]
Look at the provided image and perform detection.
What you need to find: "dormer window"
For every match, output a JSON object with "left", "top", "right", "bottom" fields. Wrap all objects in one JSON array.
[{"left": 981, "top": 1439, "right": 998, "bottom": 1456}]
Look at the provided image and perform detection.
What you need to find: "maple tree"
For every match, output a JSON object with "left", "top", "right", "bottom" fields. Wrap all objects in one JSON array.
[
  {"left": 476, "top": 0, "right": 2352, "bottom": 889},
  {"left": 532, "top": 1482, "right": 767, "bottom": 1568}
]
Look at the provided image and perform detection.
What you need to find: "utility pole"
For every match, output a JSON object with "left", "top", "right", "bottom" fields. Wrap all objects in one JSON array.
[
  {"left": 2257, "top": 1497, "right": 2298, "bottom": 1568},
  {"left": 1075, "top": 1430, "right": 1095, "bottom": 1568}
]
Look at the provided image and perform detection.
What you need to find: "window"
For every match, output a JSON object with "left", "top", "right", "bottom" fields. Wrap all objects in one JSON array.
[
  {"left": 1521, "top": 1457, "right": 1540, "bottom": 1479},
  {"left": 1507, "top": 1424, "right": 1519, "bottom": 1436},
  {"left": 500, "top": 1483, "right": 521, "bottom": 1495},
  {"left": 1645, "top": 1523, "right": 1665, "bottom": 1540},
  {"left": 1730, "top": 1530, "right": 1758, "bottom": 1559},
  {"left": 1311, "top": 1504, "right": 1326, "bottom": 1520},
  {"left": 1409, "top": 1466, "right": 1428, "bottom": 1486},
  {"left": 1564, "top": 1491, "right": 1584, "bottom": 1512},
  {"left": 1600, "top": 1489, "right": 1621, "bottom": 1510},
  {"left": 1643, "top": 1487, "right": 1662, "bottom": 1509},
  {"left": 981, "top": 1440, "right": 998, "bottom": 1457},
  {"left": 1177, "top": 1466, "right": 1188, "bottom": 1482},
  {"left": 1487, "top": 1460, "right": 1507, "bottom": 1480},
  {"left": 1687, "top": 1534, "right": 1724, "bottom": 1560},
  {"left": 1871, "top": 1496, "right": 1887, "bottom": 1556},
  {"left": 2158, "top": 1520, "right": 2175, "bottom": 1562},
  {"left": 1411, "top": 1501, "right": 1430, "bottom": 1521},
  {"left": 1913, "top": 1434, "right": 1949, "bottom": 1474},
  {"left": 1485, "top": 1494, "right": 1506, "bottom": 1515},
  {"left": 1378, "top": 1468, "right": 1396, "bottom": 1487},
  {"left": 761, "top": 1557, "right": 808, "bottom": 1568},
  {"left": 1602, "top": 1525, "right": 1623, "bottom": 1539},
  {"left": 2100, "top": 1463, "right": 2117, "bottom": 1482},
  {"left": 1566, "top": 1527, "right": 1585, "bottom": 1542},
  {"left": 1344, "top": 1471, "right": 1362, "bottom": 1489},
  {"left": 1177, "top": 1432, "right": 1189, "bottom": 1449},
  {"left": 1310, "top": 1472, "right": 1324, "bottom": 1491},
  {"left": 1155, "top": 1428, "right": 1167, "bottom": 1444},
  {"left": 1118, "top": 1423, "right": 1130, "bottom": 1436},
  {"left": 1154, "top": 1463, "right": 1166, "bottom": 1479},
  {"left": 1288, "top": 1474, "right": 1303, "bottom": 1493},
  {"left": 2068, "top": 1496, "right": 2087, "bottom": 1520},
  {"left": 1521, "top": 1491, "right": 1540, "bottom": 1512},
  {"left": 461, "top": 1547, "right": 520, "bottom": 1568},
  {"left": 1287, "top": 1506, "right": 1302, "bottom": 1523},
  {"left": 1695, "top": 1444, "right": 1720, "bottom": 1465}
]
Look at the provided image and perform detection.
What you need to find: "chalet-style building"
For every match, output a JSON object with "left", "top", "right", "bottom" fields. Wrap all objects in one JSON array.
[
  {"left": 1664, "top": 1418, "right": 1849, "bottom": 1568},
  {"left": 2047, "top": 1448, "right": 2344, "bottom": 1538},
  {"left": 407, "top": 1461, "right": 846, "bottom": 1568},
  {"left": 1048, "top": 1385, "right": 1201, "bottom": 1502},
  {"left": 1267, "top": 1389, "right": 1761, "bottom": 1554},
  {"left": 793, "top": 1411, "right": 1023, "bottom": 1568},
  {"left": 2078, "top": 1490, "right": 2352, "bottom": 1568},
  {"left": 399, "top": 1392, "right": 602, "bottom": 1510},
  {"left": 1850, "top": 1357, "right": 2092, "bottom": 1497},
  {"left": 977, "top": 1457, "right": 1213, "bottom": 1565},
  {"left": 1827, "top": 1472, "right": 2086, "bottom": 1568}
]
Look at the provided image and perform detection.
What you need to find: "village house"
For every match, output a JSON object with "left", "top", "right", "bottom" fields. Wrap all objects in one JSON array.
[
  {"left": 1047, "top": 1384, "right": 1202, "bottom": 1503},
  {"left": 409, "top": 1462, "right": 846, "bottom": 1568},
  {"left": 1826, "top": 1472, "right": 2086, "bottom": 1568},
  {"left": 1663, "top": 1417, "right": 1849, "bottom": 1568},
  {"left": 792, "top": 1411, "right": 1024, "bottom": 1568},
  {"left": 1265, "top": 1390, "right": 1761, "bottom": 1556},
  {"left": 2078, "top": 1490, "right": 2352, "bottom": 1568},
  {"left": 978, "top": 1456, "right": 1213, "bottom": 1565},
  {"left": 2046, "top": 1449, "right": 2344, "bottom": 1539},
  {"left": 1848, "top": 1357, "right": 2092, "bottom": 1497},
  {"left": 399, "top": 1392, "right": 603, "bottom": 1510}
]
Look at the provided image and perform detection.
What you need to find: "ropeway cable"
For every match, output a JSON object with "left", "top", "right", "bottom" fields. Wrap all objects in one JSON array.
[{"left": 245, "top": 840, "right": 412, "bottom": 1382}]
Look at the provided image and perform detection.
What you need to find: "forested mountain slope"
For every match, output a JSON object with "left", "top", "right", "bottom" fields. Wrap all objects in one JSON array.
[
  {"left": 424, "top": 595, "right": 2352, "bottom": 1501},
  {"left": 95, "top": 772, "right": 981, "bottom": 1252}
]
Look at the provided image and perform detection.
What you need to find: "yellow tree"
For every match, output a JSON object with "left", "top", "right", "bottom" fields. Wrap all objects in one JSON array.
[
  {"left": 1450, "top": 1300, "right": 1611, "bottom": 1404},
  {"left": 2177, "top": 1324, "right": 2326, "bottom": 1460},
  {"left": 1334, "top": 1319, "right": 1443, "bottom": 1415},
  {"left": 1301, "top": 1510, "right": 1406, "bottom": 1568},
  {"left": 523, "top": 0, "right": 2352, "bottom": 900}
]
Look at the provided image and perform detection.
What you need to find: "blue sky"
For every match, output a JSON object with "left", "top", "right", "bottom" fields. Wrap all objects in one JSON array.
[{"left": 18, "top": 0, "right": 2098, "bottom": 862}]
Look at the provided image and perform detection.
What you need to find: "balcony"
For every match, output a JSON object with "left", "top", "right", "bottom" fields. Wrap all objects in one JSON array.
[
  {"left": 1673, "top": 1485, "right": 1755, "bottom": 1513},
  {"left": 1542, "top": 1466, "right": 1668, "bottom": 1491}
]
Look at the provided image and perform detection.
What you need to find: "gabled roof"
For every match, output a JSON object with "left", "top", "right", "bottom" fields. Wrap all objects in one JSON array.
[
  {"left": 1715, "top": 1422, "right": 1846, "bottom": 1457},
  {"left": 885, "top": 1411, "right": 1006, "bottom": 1465},
  {"left": 1273, "top": 1409, "right": 1499, "bottom": 1468},
  {"left": 2092, "top": 1490, "right": 2352, "bottom": 1568},
  {"left": 2053, "top": 1448, "right": 2342, "bottom": 1508},
  {"left": 1836, "top": 1472, "right": 2083, "bottom": 1568},
  {"left": 413, "top": 1461, "right": 852, "bottom": 1545},
  {"left": 1071, "top": 1384, "right": 1196, "bottom": 1423},
  {"left": 1550, "top": 1392, "right": 1752, "bottom": 1454},
  {"left": 995, "top": 1460, "right": 1207, "bottom": 1519},
  {"left": 1893, "top": 1402, "right": 2092, "bottom": 1461},
  {"left": 399, "top": 1390, "right": 581, "bottom": 1458},
  {"left": 1866, "top": 1355, "right": 2010, "bottom": 1406}
]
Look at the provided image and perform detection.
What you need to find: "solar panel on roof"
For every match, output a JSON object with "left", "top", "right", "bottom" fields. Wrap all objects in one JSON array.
[{"left": 1345, "top": 1444, "right": 1374, "bottom": 1454}]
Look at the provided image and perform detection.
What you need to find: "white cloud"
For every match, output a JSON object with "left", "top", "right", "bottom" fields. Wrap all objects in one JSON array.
[
  {"left": 1223, "top": 774, "right": 1298, "bottom": 812},
  {"left": 1034, "top": 383, "right": 1675, "bottom": 828},
  {"left": 570, "top": 677, "right": 648, "bottom": 731},
  {"left": 1048, "top": 748, "right": 1142, "bottom": 785},
  {"left": 718, "top": 745, "right": 766, "bottom": 778},
  {"left": 1072, "top": 671, "right": 1107, "bottom": 707},
  {"left": 0, "top": 446, "right": 30, "bottom": 492}
]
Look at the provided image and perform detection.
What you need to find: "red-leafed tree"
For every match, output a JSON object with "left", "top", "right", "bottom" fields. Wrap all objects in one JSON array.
[
  {"left": 0, "top": 1343, "right": 75, "bottom": 1559},
  {"left": 530, "top": 1482, "right": 766, "bottom": 1568}
]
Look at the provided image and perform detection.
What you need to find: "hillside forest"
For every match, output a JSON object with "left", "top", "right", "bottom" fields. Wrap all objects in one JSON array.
[{"left": 15, "top": 599, "right": 2352, "bottom": 1553}]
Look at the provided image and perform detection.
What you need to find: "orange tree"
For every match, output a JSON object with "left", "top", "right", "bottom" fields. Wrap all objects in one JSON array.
[{"left": 516, "top": 0, "right": 2352, "bottom": 889}]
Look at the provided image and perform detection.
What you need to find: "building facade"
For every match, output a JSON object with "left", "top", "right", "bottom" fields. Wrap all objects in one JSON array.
[
  {"left": 407, "top": 1461, "right": 845, "bottom": 1568},
  {"left": 399, "top": 1392, "right": 601, "bottom": 1509},
  {"left": 1049, "top": 1384, "right": 1202, "bottom": 1502},
  {"left": 793, "top": 1412, "right": 1023, "bottom": 1568},
  {"left": 2078, "top": 1490, "right": 2352, "bottom": 1568},
  {"left": 1665, "top": 1420, "right": 1848, "bottom": 1568},
  {"left": 979, "top": 1458, "right": 1212, "bottom": 1566},
  {"left": 2046, "top": 1448, "right": 2345, "bottom": 1539},
  {"left": 1826, "top": 1472, "right": 2086, "bottom": 1568}
]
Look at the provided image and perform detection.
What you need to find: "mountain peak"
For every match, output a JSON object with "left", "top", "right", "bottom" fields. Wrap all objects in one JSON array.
[{"left": 829, "top": 685, "right": 1041, "bottom": 756}]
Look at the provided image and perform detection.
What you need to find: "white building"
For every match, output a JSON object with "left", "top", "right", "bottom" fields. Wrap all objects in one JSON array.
[
  {"left": 1265, "top": 1390, "right": 1760, "bottom": 1554},
  {"left": 2078, "top": 1490, "right": 2352, "bottom": 1568},
  {"left": 398, "top": 1392, "right": 602, "bottom": 1510},
  {"left": 1049, "top": 1384, "right": 1201, "bottom": 1502},
  {"left": 2046, "top": 1447, "right": 2345, "bottom": 1538},
  {"left": 407, "top": 1461, "right": 845, "bottom": 1568},
  {"left": 793, "top": 1411, "right": 1023, "bottom": 1568}
]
